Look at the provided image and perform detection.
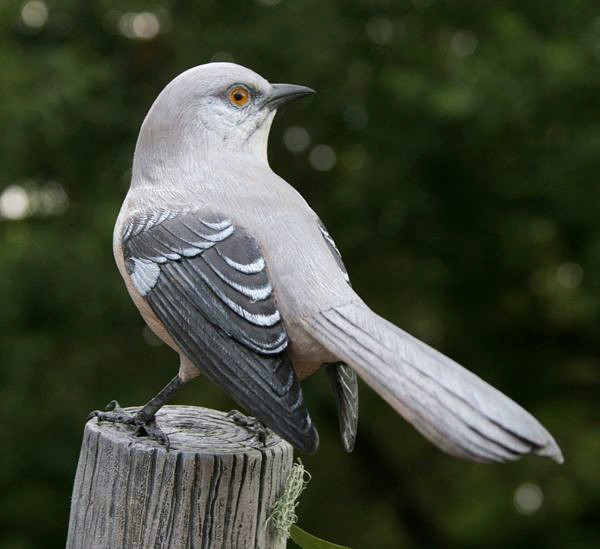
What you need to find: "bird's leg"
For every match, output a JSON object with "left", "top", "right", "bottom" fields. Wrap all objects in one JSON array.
[
  {"left": 88, "top": 375, "right": 185, "bottom": 448},
  {"left": 226, "top": 409, "right": 269, "bottom": 446}
]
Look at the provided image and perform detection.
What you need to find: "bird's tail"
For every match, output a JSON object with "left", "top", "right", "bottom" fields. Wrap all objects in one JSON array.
[{"left": 303, "top": 301, "right": 563, "bottom": 464}]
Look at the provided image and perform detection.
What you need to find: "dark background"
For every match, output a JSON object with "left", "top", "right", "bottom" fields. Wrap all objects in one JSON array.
[{"left": 1, "top": 1, "right": 599, "bottom": 547}]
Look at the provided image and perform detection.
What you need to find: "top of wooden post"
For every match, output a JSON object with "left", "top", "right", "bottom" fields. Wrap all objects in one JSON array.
[{"left": 87, "top": 405, "right": 288, "bottom": 456}]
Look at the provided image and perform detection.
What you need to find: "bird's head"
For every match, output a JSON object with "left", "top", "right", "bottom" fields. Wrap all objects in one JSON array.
[{"left": 135, "top": 63, "right": 314, "bottom": 169}]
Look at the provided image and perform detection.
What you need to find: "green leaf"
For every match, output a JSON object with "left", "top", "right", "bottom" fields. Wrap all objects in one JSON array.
[{"left": 290, "top": 524, "right": 352, "bottom": 549}]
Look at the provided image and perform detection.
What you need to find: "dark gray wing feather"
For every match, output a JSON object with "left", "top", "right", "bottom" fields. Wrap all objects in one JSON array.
[
  {"left": 123, "top": 209, "right": 319, "bottom": 453},
  {"left": 318, "top": 219, "right": 359, "bottom": 451},
  {"left": 326, "top": 363, "right": 359, "bottom": 452}
]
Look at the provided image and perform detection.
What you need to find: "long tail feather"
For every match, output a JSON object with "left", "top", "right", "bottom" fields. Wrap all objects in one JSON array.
[{"left": 304, "top": 302, "right": 562, "bottom": 464}]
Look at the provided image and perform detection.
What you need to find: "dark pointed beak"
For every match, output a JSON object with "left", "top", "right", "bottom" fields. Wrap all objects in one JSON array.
[{"left": 265, "top": 83, "right": 315, "bottom": 109}]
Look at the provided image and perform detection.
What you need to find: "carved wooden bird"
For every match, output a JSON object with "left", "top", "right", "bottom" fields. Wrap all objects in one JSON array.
[{"left": 91, "top": 63, "right": 563, "bottom": 464}]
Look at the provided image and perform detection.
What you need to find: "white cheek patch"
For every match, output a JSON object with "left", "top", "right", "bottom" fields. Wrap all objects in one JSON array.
[{"left": 130, "top": 258, "right": 160, "bottom": 296}]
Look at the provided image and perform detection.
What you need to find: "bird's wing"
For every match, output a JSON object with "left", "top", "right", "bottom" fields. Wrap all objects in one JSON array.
[
  {"left": 318, "top": 219, "right": 359, "bottom": 452},
  {"left": 317, "top": 219, "right": 350, "bottom": 284},
  {"left": 326, "top": 363, "right": 359, "bottom": 452},
  {"left": 122, "top": 208, "right": 319, "bottom": 453}
]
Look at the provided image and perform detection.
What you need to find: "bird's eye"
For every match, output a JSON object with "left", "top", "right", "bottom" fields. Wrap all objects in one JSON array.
[{"left": 228, "top": 86, "right": 250, "bottom": 108}]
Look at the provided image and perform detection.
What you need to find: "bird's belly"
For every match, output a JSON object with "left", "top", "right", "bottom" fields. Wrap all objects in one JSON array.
[{"left": 286, "top": 318, "right": 339, "bottom": 380}]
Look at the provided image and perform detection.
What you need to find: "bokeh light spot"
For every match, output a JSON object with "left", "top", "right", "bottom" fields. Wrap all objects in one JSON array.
[
  {"left": 40, "top": 181, "right": 69, "bottom": 215},
  {"left": 556, "top": 262, "right": 584, "bottom": 289},
  {"left": 451, "top": 30, "right": 478, "bottom": 57},
  {"left": 0, "top": 181, "right": 68, "bottom": 221},
  {"left": 21, "top": 1, "right": 48, "bottom": 29},
  {"left": 119, "top": 12, "right": 161, "bottom": 41},
  {"left": 0, "top": 185, "right": 29, "bottom": 220},
  {"left": 514, "top": 482, "right": 544, "bottom": 515},
  {"left": 283, "top": 126, "right": 310, "bottom": 153},
  {"left": 309, "top": 145, "right": 337, "bottom": 171},
  {"left": 366, "top": 17, "right": 394, "bottom": 45}
]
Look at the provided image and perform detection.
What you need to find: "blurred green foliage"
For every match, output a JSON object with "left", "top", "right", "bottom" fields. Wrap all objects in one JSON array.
[{"left": 1, "top": 0, "right": 599, "bottom": 547}]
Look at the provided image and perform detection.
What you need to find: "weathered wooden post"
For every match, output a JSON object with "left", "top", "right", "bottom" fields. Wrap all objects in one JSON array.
[{"left": 67, "top": 405, "right": 293, "bottom": 548}]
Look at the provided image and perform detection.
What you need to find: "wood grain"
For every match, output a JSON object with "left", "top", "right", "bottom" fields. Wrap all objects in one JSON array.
[{"left": 67, "top": 405, "right": 293, "bottom": 548}]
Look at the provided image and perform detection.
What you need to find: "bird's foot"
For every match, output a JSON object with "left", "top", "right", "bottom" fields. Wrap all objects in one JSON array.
[
  {"left": 227, "top": 409, "right": 269, "bottom": 446},
  {"left": 88, "top": 400, "right": 170, "bottom": 448}
]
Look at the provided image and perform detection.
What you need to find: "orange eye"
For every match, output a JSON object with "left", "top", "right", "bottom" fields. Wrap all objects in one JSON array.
[{"left": 228, "top": 86, "right": 250, "bottom": 108}]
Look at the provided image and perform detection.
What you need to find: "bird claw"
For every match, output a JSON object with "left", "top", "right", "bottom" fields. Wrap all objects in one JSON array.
[
  {"left": 227, "top": 409, "right": 269, "bottom": 446},
  {"left": 134, "top": 420, "right": 170, "bottom": 448},
  {"left": 87, "top": 400, "right": 135, "bottom": 425},
  {"left": 88, "top": 400, "right": 170, "bottom": 448}
]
